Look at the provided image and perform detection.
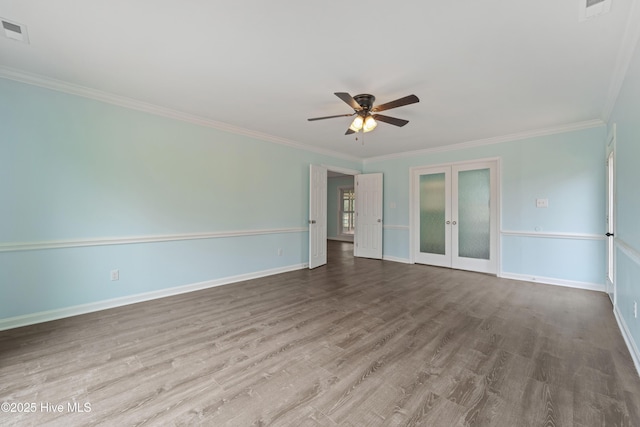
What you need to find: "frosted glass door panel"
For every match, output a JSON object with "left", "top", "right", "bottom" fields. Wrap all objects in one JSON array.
[
  {"left": 413, "top": 166, "right": 451, "bottom": 268},
  {"left": 420, "top": 173, "right": 446, "bottom": 255},
  {"left": 457, "top": 168, "right": 490, "bottom": 260}
]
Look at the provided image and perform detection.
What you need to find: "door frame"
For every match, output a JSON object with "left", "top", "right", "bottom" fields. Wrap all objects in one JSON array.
[
  {"left": 409, "top": 157, "right": 501, "bottom": 274},
  {"left": 310, "top": 165, "right": 360, "bottom": 263},
  {"left": 605, "top": 124, "right": 616, "bottom": 305}
]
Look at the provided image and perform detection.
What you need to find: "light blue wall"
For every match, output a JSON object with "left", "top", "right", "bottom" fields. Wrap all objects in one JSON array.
[
  {"left": 608, "top": 37, "right": 640, "bottom": 358},
  {"left": 0, "top": 78, "right": 360, "bottom": 320},
  {"left": 0, "top": 74, "right": 620, "bottom": 326},
  {"left": 327, "top": 176, "right": 354, "bottom": 239},
  {"left": 364, "top": 126, "right": 607, "bottom": 284}
]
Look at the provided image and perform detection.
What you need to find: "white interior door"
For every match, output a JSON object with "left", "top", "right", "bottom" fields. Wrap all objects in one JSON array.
[
  {"left": 451, "top": 162, "right": 497, "bottom": 273},
  {"left": 606, "top": 145, "right": 615, "bottom": 304},
  {"left": 412, "top": 160, "right": 498, "bottom": 274},
  {"left": 309, "top": 164, "right": 327, "bottom": 269},
  {"left": 413, "top": 166, "right": 452, "bottom": 267},
  {"left": 355, "top": 173, "right": 383, "bottom": 259}
]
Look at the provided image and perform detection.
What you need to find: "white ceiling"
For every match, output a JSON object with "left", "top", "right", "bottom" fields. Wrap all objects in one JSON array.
[{"left": 1, "top": 0, "right": 638, "bottom": 160}]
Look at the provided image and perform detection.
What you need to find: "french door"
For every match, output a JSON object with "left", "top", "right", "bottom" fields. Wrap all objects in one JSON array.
[{"left": 412, "top": 160, "right": 498, "bottom": 274}]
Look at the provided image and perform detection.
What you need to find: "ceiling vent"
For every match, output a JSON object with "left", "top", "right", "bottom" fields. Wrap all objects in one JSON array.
[
  {"left": 579, "top": 0, "right": 612, "bottom": 21},
  {"left": 1, "top": 18, "right": 29, "bottom": 43}
]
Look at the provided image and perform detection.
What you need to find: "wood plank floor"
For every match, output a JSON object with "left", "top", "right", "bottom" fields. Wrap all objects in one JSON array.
[{"left": 1, "top": 241, "right": 639, "bottom": 426}]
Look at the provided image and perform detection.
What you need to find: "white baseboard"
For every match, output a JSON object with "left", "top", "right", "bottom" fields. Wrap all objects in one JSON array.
[
  {"left": 499, "top": 272, "right": 605, "bottom": 293},
  {"left": 383, "top": 255, "right": 411, "bottom": 264},
  {"left": 614, "top": 304, "right": 640, "bottom": 377},
  {"left": 0, "top": 263, "right": 308, "bottom": 331}
]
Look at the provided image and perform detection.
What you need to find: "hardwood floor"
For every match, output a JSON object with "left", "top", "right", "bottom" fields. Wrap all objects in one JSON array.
[{"left": 1, "top": 241, "right": 639, "bottom": 426}]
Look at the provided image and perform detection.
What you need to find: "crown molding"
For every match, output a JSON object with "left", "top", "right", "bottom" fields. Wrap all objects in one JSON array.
[
  {"left": 0, "top": 66, "right": 361, "bottom": 163},
  {"left": 0, "top": 66, "right": 610, "bottom": 165},
  {"left": 601, "top": 0, "right": 640, "bottom": 121},
  {"left": 363, "top": 119, "right": 605, "bottom": 163}
]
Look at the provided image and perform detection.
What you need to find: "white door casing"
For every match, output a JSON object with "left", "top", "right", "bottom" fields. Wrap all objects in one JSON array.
[
  {"left": 355, "top": 173, "right": 383, "bottom": 259},
  {"left": 605, "top": 125, "right": 616, "bottom": 305},
  {"left": 309, "top": 164, "right": 327, "bottom": 269}
]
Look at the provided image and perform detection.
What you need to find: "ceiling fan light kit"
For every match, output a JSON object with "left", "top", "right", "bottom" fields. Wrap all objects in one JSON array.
[
  {"left": 308, "top": 92, "right": 419, "bottom": 136},
  {"left": 348, "top": 114, "right": 377, "bottom": 133},
  {"left": 363, "top": 115, "right": 377, "bottom": 132}
]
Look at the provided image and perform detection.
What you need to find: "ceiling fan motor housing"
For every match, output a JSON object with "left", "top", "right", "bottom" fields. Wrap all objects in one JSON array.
[{"left": 353, "top": 94, "right": 375, "bottom": 113}]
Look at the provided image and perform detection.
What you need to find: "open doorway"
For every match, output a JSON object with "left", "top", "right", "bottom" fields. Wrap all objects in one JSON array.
[
  {"left": 309, "top": 165, "right": 383, "bottom": 269},
  {"left": 326, "top": 170, "right": 355, "bottom": 264},
  {"left": 327, "top": 171, "right": 355, "bottom": 243}
]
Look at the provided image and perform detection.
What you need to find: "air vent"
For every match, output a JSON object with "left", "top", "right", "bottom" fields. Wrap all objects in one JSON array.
[
  {"left": 1, "top": 18, "right": 29, "bottom": 43},
  {"left": 579, "top": 0, "right": 612, "bottom": 21},
  {"left": 586, "top": 0, "right": 606, "bottom": 7}
]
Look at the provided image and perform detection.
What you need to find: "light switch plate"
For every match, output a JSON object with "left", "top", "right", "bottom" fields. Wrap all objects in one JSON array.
[{"left": 536, "top": 198, "right": 549, "bottom": 208}]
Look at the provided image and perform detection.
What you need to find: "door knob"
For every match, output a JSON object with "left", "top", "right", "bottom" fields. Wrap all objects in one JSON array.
[
  {"left": 309, "top": 220, "right": 316, "bottom": 224},
  {"left": 377, "top": 219, "right": 382, "bottom": 223},
  {"left": 446, "top": 221, "right": 451, "bottom": 224},
  {"left": 606, "top": 232, "right": 614, "bottom": 237},
  {"left": 452, "top": 221, "right": 457, "bottom": 225}
]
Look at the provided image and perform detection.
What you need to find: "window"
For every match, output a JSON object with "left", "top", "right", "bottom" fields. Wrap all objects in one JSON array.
[{"left": 339, "top": 187, "right": 355, "bottom": 235}]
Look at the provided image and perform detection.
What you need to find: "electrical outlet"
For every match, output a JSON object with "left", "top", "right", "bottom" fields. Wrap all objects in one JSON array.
[
  {"left": 110, "top": 269, "right": 119, "bottom": 281},
  {"left": 536, "top": 198, "right": 549, "bottom": 208},
  {"left": 277, "top": 248, "right": 283, "bottom": 256}
]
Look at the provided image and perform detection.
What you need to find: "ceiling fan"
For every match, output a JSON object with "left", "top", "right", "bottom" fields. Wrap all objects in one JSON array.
[{"left": 308, "top": 92, "right": 419, "bottom": 135}]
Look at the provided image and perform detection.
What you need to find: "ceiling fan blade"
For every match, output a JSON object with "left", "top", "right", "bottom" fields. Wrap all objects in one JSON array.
[
  {"left": 372, "top": 94, "right": 419, "bottom": 113},
  {"left": 373, "top": 114, "right": 409, "bottom": 127},
  {"left": 345, "top": 128, "right": 356, "bottom": 135},
  {"left": 308, "top": 113, "right": 355, "bottom": 121},
  {"left": 334, "top": 92, "right": 362, "bottom": 111}
]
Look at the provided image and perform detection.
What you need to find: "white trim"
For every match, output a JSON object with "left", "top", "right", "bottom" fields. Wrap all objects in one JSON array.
[
  {"left": 409, "top": 156, "right": 502, "bottom": 171},
  {"left": 500, "top": 272, "right": 605, "bottom": 293},
  {"left": 0, "top": 66, "right": 360, "bottom": 163},
  {"left": 605, "top": 127, "right": 616, "bottom": 304},
  {"left": 0, "top": 66, "right": 613, "bottom": 165},
  {"left": 496, "top": 157, "right": 503, "bottom": 275},
  {"left": 0, "top": 227, "right": 308, "bottom": 253},
  {"left": 0, "top": 263, "right": 308, "bottom": 331},
  {"left": 383, "top": 225, "right": 410, "bottom": 230},
  {"left": 322, "top": 164, "right": 361, "bottom": 176},
  {"left": 617, "top": 238, "right": 640, "bottom": 266},
  {"left": 607, "top": 123, "right": 617, "bottom": 148},
  {"left": 383, "top": 255, "right": 411, "bottom": 264},
  {"left": 364, "top": 120, "right": 605, "bottom": 163},
  {"left": 500, "top": 230, "right": 605, "bottom": 240},
  {"left": 601, "top": 0, "right": 640, "bottom": 121},
  {"left": 614, "top": 304, "right": 640, "bottom": 377}
]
